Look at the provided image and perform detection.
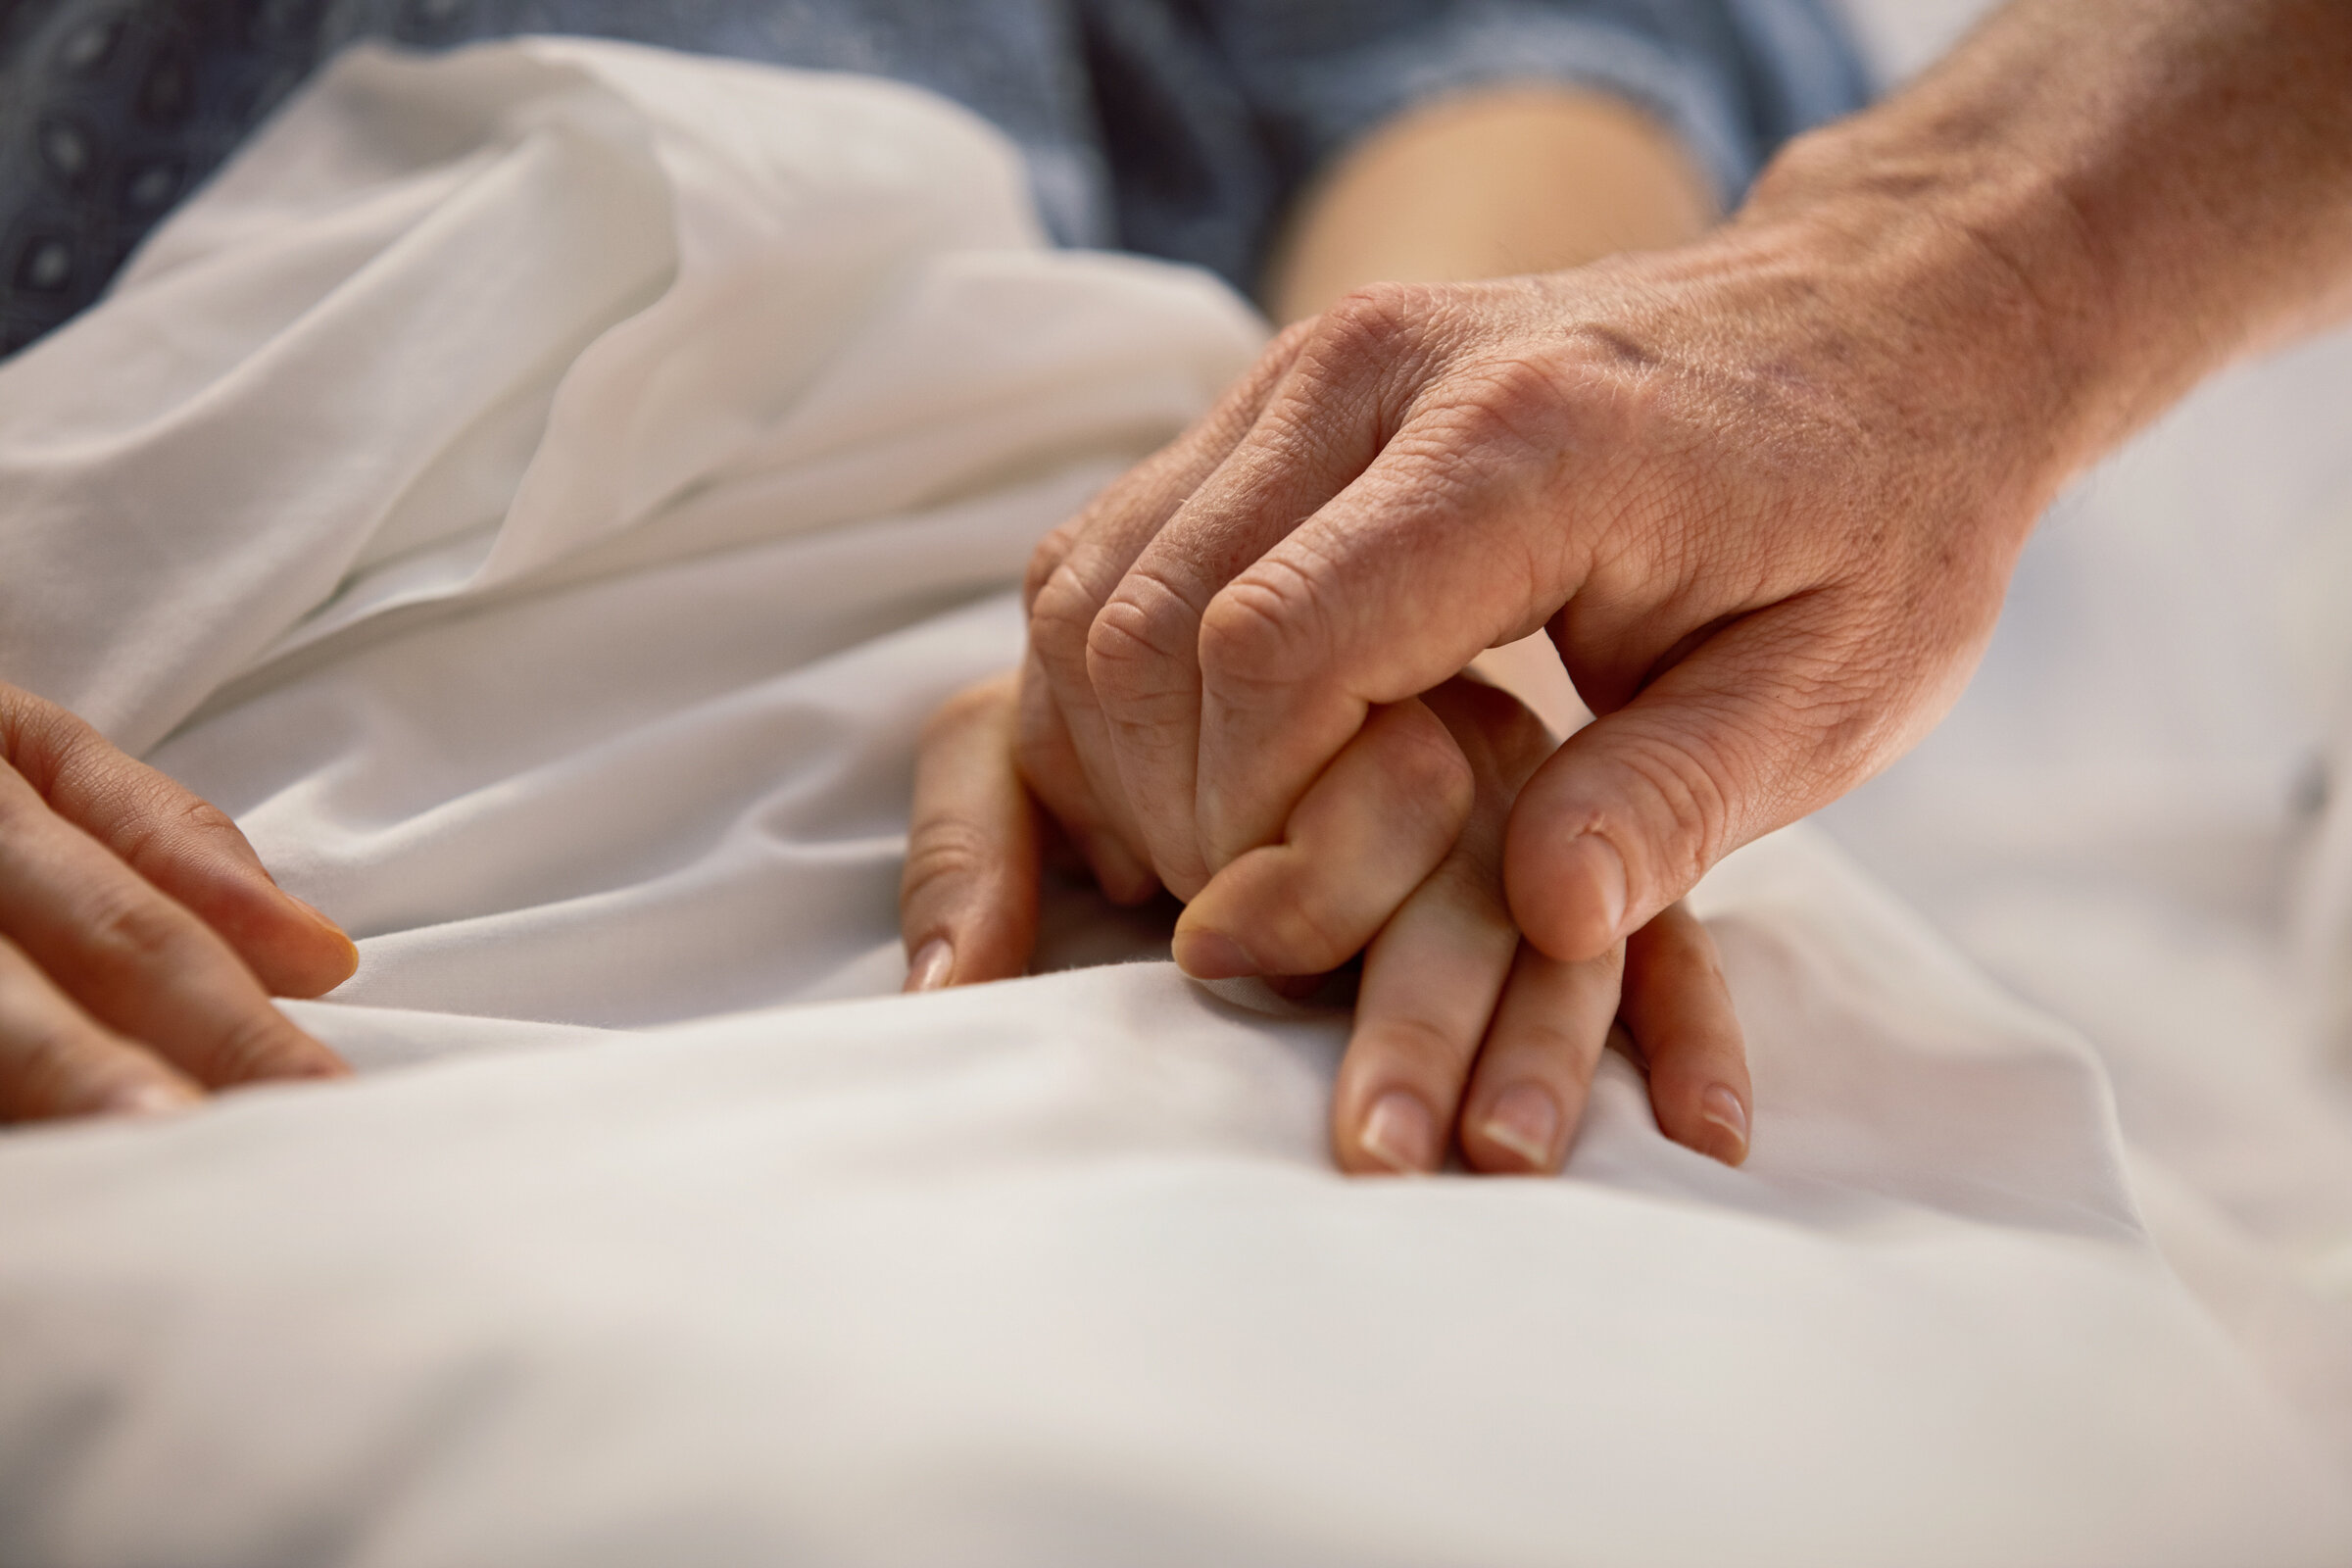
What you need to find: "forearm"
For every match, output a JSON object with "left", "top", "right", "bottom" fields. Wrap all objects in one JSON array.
[
  {"left": 1746, "top": 0, "right": 2352, "bottom": 479},
  {"left": 1263, "top": 87, "right": 1717, "bottom": 323}
]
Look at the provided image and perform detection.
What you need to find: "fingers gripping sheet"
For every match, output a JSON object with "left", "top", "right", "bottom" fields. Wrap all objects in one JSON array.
[{"left": 0, "top": 38, "right": 2344, "bottom": 1567}]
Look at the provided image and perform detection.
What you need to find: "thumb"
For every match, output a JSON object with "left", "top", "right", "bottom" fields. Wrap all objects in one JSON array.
[
  {"left": 1, "top": 688, "right": 358, "bottom": 998},
  {"left": 1503, "top": 601, "right": 1945, "bottom": 961}
]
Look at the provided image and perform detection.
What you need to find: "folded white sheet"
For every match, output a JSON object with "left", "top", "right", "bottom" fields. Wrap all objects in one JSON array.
[{"left": 0, "top": 38, "right": 2344, "bottom": 1567}]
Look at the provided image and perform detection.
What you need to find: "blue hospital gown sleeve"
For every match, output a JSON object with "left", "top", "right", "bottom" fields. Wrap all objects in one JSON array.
[{"left": 1087, "top": 0, "right": 1873, "bottom": 286}]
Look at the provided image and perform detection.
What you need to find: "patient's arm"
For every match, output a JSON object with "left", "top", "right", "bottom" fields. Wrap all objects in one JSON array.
[
  {"left": 1261, "top": 84, "right": 1714, "bottom": 323},
  {"left": 0, "top": 683, "right": 356, "bottom": 1121}
]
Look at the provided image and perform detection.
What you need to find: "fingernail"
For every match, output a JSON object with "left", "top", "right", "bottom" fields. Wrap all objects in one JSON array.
[
  {"left": 905, "top": 938, "right": 955, "bottom": 993},
  {"left": 106, "top": 1080, "right": 203, "bottom": 1118},
  {"left": 1565, "top": 832, "right": 1628, "bottom": 946},
  {"left": 289, "top": 893, "right": 352, "bottom": 939},
  {"left": 1359, "top": 1091, "right": 1439, "bottom": 1174},
  {"left": 1172, "top": 926, "right": 1256, "bottom": 980},
  {"left": 1699, "top": 1084, "right": 1749, "bottom": 1166},
  {"left": 289, "top": 895, "right": 361, "bottom": 963},
  {"left": 1480, "top": 1084, "right": 1560, "bottom": 1171}
]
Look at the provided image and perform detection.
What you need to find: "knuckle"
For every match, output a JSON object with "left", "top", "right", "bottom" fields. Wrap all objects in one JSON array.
[
  {"left": 1022, "top": 522, "right": 1082, "bottom": 611},
  {"left": 203, "top": 1005, "right": 304, "bottom": 1084},
  {"left": 1608, "top": 727, "right": 1737, "bottom": 886},
  {"left": 113, "top": 789, "right": 247, "bottom": 879},
  {"left": 1421, "top": 354, "right": 1577, "bottom": 465},
  {"left": 1084, "top": 572, "right": 1197, "bottom": 707},
  {"left": 1562, "top": 318, "right": 1666, "bottom": 377},
  {"left": 900, "top": 816, "right": 997, "bottom": 906},
  {"left": 1027, "top": 564, "right": 1105, "bottom": 674},
  {"left": 1462, "top": 351, "right": 1567, "bottom": 416},
  {"left": 1355, "top": 703, "right": 1476, "bottom": 837},
  {"left": 1197, "top": 558, "right": 1331, "bottom": 700},
  {"left": 1503, "top": 1015, "right": 1603, "bottom": 1068},
  {"left": 1314, "top": 282, "right": 1439, "bottom": 368},
  {"left": 1388, "top": 719, "right": 1477, "bottom": 833},
  {"left": 74, "top": 887, "right": 202, "bottom": 981},
  {"left": 173, "top": 794, "right": 239, "bottom": 842},
  {"left": 1268, "top": 885, "right": 1362, "bottom": 974},
  {"left": 1358, "top": 1012, "right": 1479, "bottom": 1078}
]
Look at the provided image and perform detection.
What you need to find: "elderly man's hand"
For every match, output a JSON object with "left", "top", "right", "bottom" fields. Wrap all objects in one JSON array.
[
  {"left": 1019, "top": 205, "right": 2059, "bottom": 964},
  {"left": 0, "top": 683, "right": 356, "bottom": 1121}
]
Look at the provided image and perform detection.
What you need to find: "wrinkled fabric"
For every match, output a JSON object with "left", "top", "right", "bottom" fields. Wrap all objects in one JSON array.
[
  {"left": 0, "top": 41, "right": 2343, "bottom": 1565},
  {"left": 0, "top": 0, "right": 1870, "bottom": 353}
]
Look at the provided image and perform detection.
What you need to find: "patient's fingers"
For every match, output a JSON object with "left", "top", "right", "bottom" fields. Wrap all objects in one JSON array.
[
  {"left": 1305, "top": 670, "right": 1746, "bottom": 1176},
  {"left": 1620, "top": 903, "right": 1749, "bottom": 1165},
  {"left": 1457, "top": 942, "right": 1625, "bottom": 1173},
  {"left": 0, "top": 933, "right": 201, "bottom": 1121},
  {"left": 1170, "top": 698, "right": 1472, "bottom": 980},
  {"left": 902, "top": 674, "right": 1044, "bottom": 990},
  {"left": 0, "top": 761, "right": 349, "bottom": 1093},
  {"left": 0, "top": 685, "right": 357, "bottom": 998},
  {"left": 1333, "top": 829, "right": 1521, "bottom": 1174},
  {"left": 1457, "top": 903, "right": 1745, "bottom": 1173},
  {"left": 1328, "top": 676, "right": 1562, "bottom": 1173}
]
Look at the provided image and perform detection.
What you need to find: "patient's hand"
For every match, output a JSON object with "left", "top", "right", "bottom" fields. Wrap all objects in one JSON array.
[
  {"left": 900, "top": 673, "right": 1747, "bottom": 1175},
  {"left": 0, "top": 682, "right": 357, "bottom": 1122}
]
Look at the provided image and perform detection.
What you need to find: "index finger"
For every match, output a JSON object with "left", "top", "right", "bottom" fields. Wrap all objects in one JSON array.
[
  {"left": 902, "top": 674, "right": 1043, "bottom": 991},
  {"left": 0, "top": 764, "right": 348, "bottom": 1091},
  {"left": 1024, "top": 322, "right": 1315, "bottom": 897},
  {"left": 1082, "top": 292, "right": 1456, "bottom": 887},
  {"left": 1, "top": 689, "right": 358, "bottom": 998}
]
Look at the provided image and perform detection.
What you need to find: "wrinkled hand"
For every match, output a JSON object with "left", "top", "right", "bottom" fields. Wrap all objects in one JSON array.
[
  {"left": 1019, "top": 209, "right": 2056, "bottom": 964},
  {"left": 0, "top": 683, "right": 357, "bottom": 1121},
  {"left": 902, "top": 673, "right": 1748, "bottom": 1173}
]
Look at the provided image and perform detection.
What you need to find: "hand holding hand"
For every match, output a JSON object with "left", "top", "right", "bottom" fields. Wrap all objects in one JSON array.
[{"left": 901, "top": 672, "right": 1747, "bottom": 1174}]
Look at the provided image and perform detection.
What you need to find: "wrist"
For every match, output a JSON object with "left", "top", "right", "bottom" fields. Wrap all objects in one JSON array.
[
  {"left": 1739, "top": 0, "right": 2352, "bottom": 490},
  {"left": 1741, "top": 122, "right": 2124, "bottom": 499},
  {"left": 1699, "top": 155, "right": 2106, "bottom": 549}
]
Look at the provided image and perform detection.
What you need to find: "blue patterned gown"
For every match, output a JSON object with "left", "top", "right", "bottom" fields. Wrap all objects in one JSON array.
[{"left": 0, "top": 0, "right": 1869, "bottom": 356}]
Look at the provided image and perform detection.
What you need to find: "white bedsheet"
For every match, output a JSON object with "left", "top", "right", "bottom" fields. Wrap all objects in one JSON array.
[{"left": 0, "top": 37, "right": 2345, "bottom": 1567}]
